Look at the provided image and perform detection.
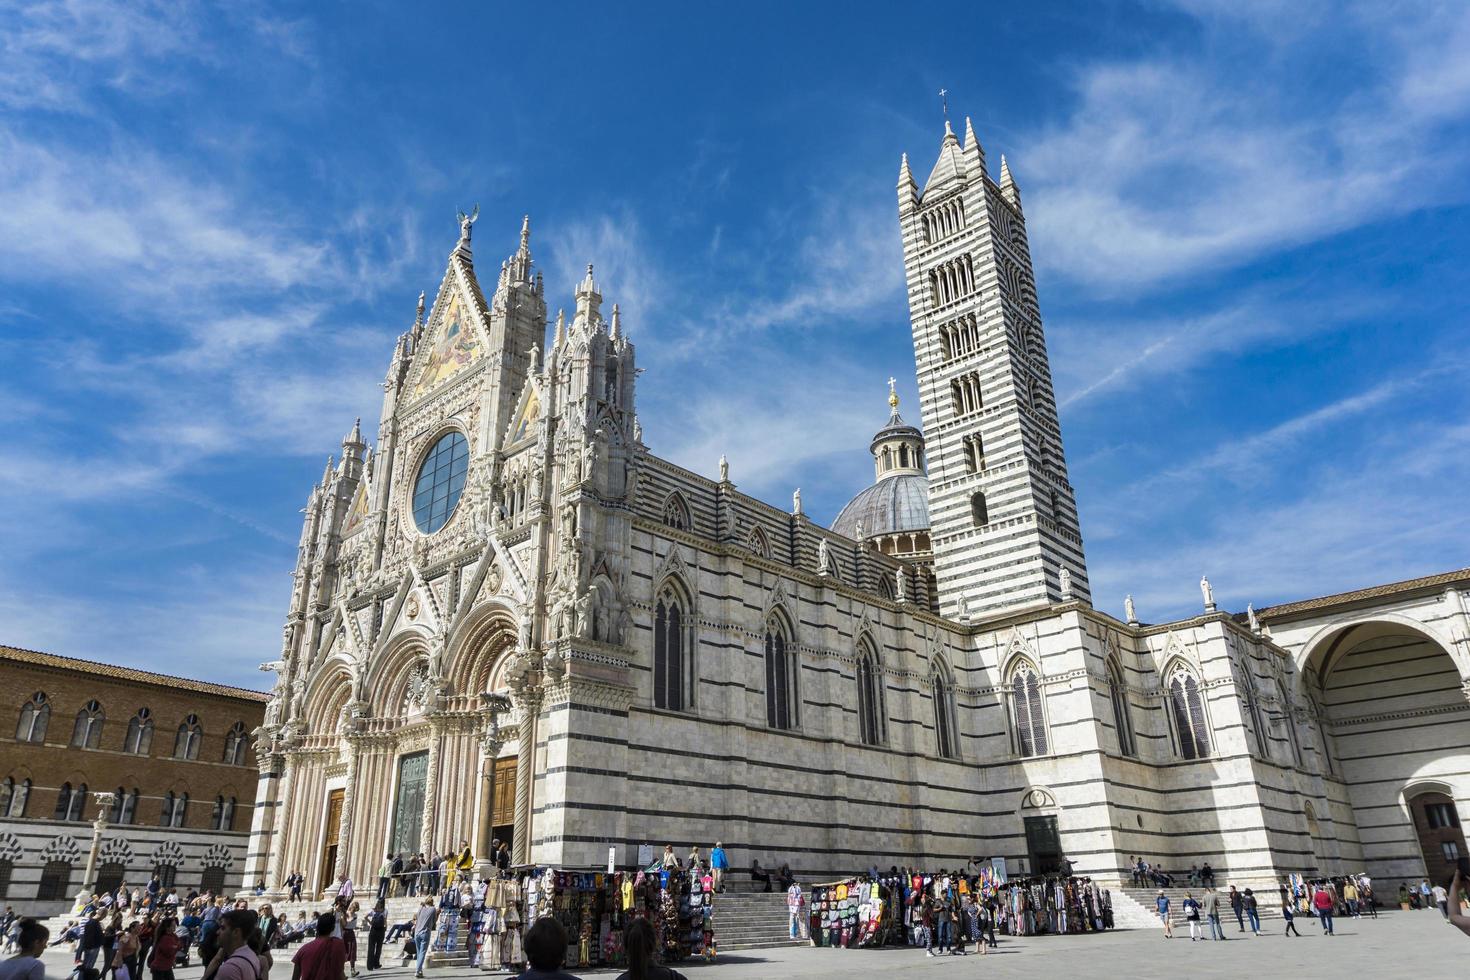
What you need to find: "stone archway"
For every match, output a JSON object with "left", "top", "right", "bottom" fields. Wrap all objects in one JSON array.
[{"left": 1296, "top": 620, "right": 1470, "bottom": 880}]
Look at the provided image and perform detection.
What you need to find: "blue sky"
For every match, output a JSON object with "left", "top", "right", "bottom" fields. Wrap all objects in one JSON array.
[{"left": 2, "top": 1, "right": 1468, "bottom": 690}]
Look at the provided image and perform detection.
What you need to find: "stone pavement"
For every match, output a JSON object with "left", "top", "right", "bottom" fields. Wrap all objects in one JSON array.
[{"left": 38, "top": 907, "right": 1465, "bottom": 979}]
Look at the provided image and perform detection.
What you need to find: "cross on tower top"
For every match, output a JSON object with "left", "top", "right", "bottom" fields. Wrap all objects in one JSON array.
[
  {"left": 939, "top": 88, "right": 948, "bottom": 120},
  {"left": 887, "top": 376, "right": 899, "bottom": 410}
]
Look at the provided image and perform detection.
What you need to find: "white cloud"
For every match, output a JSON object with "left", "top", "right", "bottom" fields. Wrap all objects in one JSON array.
[{"left": 1019, "top": 2, "right": 1470, "bottom": 290}]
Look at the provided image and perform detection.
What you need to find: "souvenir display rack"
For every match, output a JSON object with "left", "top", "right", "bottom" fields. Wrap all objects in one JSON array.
[
  {"left": 810, "top": 870, "right": 1113, "bottom": 950},
  {"left": 807, "top": 878, "right": 892, "bottom": 948},
  {"left": 477, "top": 866, "right": 714, "bottom": 973}
]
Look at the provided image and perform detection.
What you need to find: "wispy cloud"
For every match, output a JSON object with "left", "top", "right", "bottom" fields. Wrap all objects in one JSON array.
[{"left": 1020, "top": 2, "right": 1470, "bottom": 290}]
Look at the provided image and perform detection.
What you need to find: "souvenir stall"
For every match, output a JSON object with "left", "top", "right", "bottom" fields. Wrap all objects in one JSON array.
[
  {"left": 479, "top": 866, "right": 713, "bottom": 973},
  {"left": 807, "top": 878, "right": 892, "bottom": 948}
]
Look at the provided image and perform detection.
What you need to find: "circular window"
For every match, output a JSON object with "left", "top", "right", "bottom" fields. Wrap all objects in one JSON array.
[{"left": 412, "top": 431, "right": 470, "bottom": 534}]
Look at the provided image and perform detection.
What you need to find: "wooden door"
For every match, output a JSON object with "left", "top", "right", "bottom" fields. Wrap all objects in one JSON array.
[
  {"left": 318, "top": 788, "right": 344, "bottom": 894},
  {"left": 491, "top": 756, "right": 517, "bottom": 853}
]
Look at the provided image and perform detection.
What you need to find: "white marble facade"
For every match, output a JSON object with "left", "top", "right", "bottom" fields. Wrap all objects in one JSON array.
[{"left": 246, "top": 122, "right": 1470, "bottom": 899}]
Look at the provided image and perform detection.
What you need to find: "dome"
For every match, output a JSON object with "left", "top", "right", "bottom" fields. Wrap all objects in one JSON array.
[{"left": 831, "top": 473, "right": 930, "bottom": 539}]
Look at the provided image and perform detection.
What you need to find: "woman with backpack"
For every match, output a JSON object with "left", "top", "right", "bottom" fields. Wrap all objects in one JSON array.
[{"left": 1181, "top": 892, "right": 1202, "bottom": 941}]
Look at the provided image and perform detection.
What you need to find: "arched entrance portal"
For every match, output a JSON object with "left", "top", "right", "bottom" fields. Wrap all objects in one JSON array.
[
  {"left": 1408, "top": 791, "right": 1467, "bottom": 879},
  {"left": 1300, "top": 619, "right": 1470, "bottom": 880}
]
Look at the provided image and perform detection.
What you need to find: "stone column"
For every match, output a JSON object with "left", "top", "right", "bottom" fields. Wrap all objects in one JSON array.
[
  {"left": 475, "top": 694, "right": 511, "bottom": 876},
  {"left": 420, "top": 717, "right": 444, "bottom": 856},
  {"left": 244, "top": 749, "right": 285, "bottom": 897},
  {"left": 334, "top": 737, "right": 362, "bottom": 881},
  {"left": 80, "top": 792, "right": 115, "bottom": 895},
  {"left": 512, "top": 691, "right": 542, "bottom": 865},
  {"left": 267, "top": 750, "right": 301, "bottom": 893}
]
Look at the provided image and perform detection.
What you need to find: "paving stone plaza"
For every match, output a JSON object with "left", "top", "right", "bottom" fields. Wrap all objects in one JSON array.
[{"left": 34, "top": 908, "right": 1467, "bottom": 979}]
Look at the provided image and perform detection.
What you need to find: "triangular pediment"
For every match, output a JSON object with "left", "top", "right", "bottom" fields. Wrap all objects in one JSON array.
[
  {"left": 506, "top": 378, "right": 541, "bottom": 445},
  {"left": 409, "top": 262, "right": 490, "bottom": 401},
  {"left": 342, "top": 480, "right": 371, "bottom": 538}
]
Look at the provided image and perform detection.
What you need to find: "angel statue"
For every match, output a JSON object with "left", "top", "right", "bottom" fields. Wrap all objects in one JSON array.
[{"left": 456, "top": 204, "right": 480, "bottom": 243}]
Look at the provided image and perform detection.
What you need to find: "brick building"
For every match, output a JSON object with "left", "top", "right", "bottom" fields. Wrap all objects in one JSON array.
[{"left": 0, "top": 645, "right": 268, "bottom": 915}]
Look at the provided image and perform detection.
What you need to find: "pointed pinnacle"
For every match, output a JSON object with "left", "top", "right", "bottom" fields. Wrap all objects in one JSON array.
[
  {"left": 520, "top": 214, "right": 530, "bottom": 249},
  {"left": 609, "top": 303, "right": 621, "bottom": 340},
  {"left": 415, "top": 291, "right": 426, "bottom": 324},
  {"left": 944, "top": 118, "right": 956, "bottom": 139},
  {"left": 1000, "top": 154, "right": 1014, "bottom": 184},
  {"left": 963, "top": 116, "right": 978, "bottom": 149}
]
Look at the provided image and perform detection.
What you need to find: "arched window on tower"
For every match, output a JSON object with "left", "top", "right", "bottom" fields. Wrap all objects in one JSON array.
[
  {"left": 855, "top": 640, "right": 886, "bottom": 747},
  {"left": 160, "top": 792, "right": 188, "bottom": 828},
  {"left": 763, "top": 617, "right": 796, "bottom": 730},
  {"left": 653, "top": 582, "right": 690, "bottom": 712},
  {"left": 932, "top": 665, "right": 958, "bottom": 759},
  {"left": 124, "top": 708, "right": 154, "bottom": 755},
  {"left": 898, "top": 445, "right": 909, "bottom": 468},
  {"left": 109, "top": 787, "right": 138, "bottom": 824},
  {"left": 173, "top": 715, "right": 202, "bottom": 761},
  {"left": 223, "top": 721, "right": 248, "bottom": 765},
  {"left": 1009, "top": 664, "right": 1049, "bottom": 757},
  {"left": 1107, "top": 660, "right": 1136, "bottom": 757},
  {"left": 15, "top": 692, "right": 49, "bottom": 743},
  {"left": 70, "top": 700, "right": 104, "bottom": 749},
  {"left": 211, "top": 795, "right": 236, "bottom": 831},
  {"left": 1167, "top": 669, "right": 1212, "bottom": 760},
  {"left": 970, "top": 491, "right": 988, "bottom": 527}
]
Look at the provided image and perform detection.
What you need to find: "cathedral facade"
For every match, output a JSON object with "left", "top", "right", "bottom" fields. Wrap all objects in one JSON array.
[{"left": 246, "top": 118, "right": 1470, "bottom": 897}]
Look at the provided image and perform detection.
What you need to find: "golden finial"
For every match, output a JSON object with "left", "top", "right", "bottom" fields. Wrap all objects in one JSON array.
[{"left": 887, "top": 376, "right": 899, "bottom": 410}]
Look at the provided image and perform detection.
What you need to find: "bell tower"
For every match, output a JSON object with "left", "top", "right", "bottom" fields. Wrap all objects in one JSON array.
[{"left": 898, "top": 115, "right": 1090, "bottom": 617}]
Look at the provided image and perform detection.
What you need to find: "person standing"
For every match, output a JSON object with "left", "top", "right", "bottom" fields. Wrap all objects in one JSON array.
[
  {"left": 79, "top": 913, "right": 106, "bottom": 978},
  {"left": 685, "top": 846, "right": 701, "bottom": 873},
  {"left": 341, "top": 902, "right": 360, "bottom": 978},
  {"left": 1448, "top": 869, "right": 1470, "bottom": 938},
  {"left": 659, "top": 846, "right": 678, "bottom": 872},
  {"left": 1, "top": 919, "right": 49, "bottom": 980},
  {"left": 288, "top": 874, "right": 303, "bottom": 904},
  {"left": 147, "top": 919, "right": 179, "bottom": 980},
  {"left": 291, "top": 913, "right": 346, "bottom": 980},
  {"left": 709, "top": 844, "right": 728, "bottom": 894},
  {"left": 1182, "top": 893, "right": 1201, "bottom": 941},
  {"left": 1227, "top": 886, "right": 1244, "bottom": 932},
  {"left": 1313, "top": 885, "right": 1335, "bottom": 935},
  {"left": 517, "top": 917, "right": 583, "bottom": 980},
  {"left": 211, "top": 910, "right": 261, "bottom": 980},
  {"left": 1243, "top": 889, "right": 1260, "bottom": 935},
  {"left": 1155, "top": 889, "right": 1173, "bottom": 938},
  {"left": 1205, "top": 890, "right": 1225, "bottom": 941},
  {"left": 410, "top": 901, "right": 435, "bottom": 980},
  {"left": 1343, "top": 878, "right": 1360, "bottom": 918},
  {"left": 364, "top": 903, "right": 385, "bottom": 972}
]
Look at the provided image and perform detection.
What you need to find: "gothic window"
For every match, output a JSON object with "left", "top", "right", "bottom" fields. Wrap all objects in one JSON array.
[
  {"left": 160, "top": 792, "right": 188, "bottom": 828},
  {"left": 932, "top": 666, "right": 958, "bottom": 759},
  {"left": 877, "top": 573, "right": 895, "bottom": 602},
  {"left": 763, "top": 617, "right": 796, "bottom": 730},
  {"left": 1107, "top": 660, "right": 1136, "bottom": 757},
  {"left": 2, "top": 778, "right": 29, "bottom": 817},
  {"left": 881, "top": 447, "right": 892, "bottom": 471},
  {"left": 70, "top": 700, "right": 104, "bottom": 749},
  {"left": 1009, "top": 665, "right": 1049, "bottom": 757},
  {"left": 1167, "top": 669, "right": 1212, "bottom": 760},
  {"left": 970, "top": 491, "right": 988, "bottom": 527},
  {"left": 662, "top": 492, "right": 691, "bottom": 532},
  {"left": 411, "top": 430, "right": 470, "bottom": 534},
  {"left": 211, "top": 796, "right": 236, "bottom": 831},
  {"left": 124, "top": 709, "right": 154, "bottom": 755},
  {"left": 223, "top": 721, "right": 248, "bottom": 765},
  {"left": 653, "top": 583, "right": 690, "bottom": 712},
  {"left": 109, "top": 787, "right": 139, "bottom": 825},
  {"left": 53, "top": 781, "right": 87, "bottom": 821},
  {"left": 856, "top": 640, "right": 886, "bottom": 747},
  {"left": 15, "top": 692, "right": 49, "bottom": 743},
  {"left": 746, "top": 526, "right": 772, "bottom": 559},
  {"left": 1307, "top": 691, "right": 1336, "bottom": 776},
  {"left": 173, "top": 715, "right": 202, "bottom": 761}
]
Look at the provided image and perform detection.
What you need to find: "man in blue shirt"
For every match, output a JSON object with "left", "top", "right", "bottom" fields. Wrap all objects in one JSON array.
[
  {"left": 1155, "top": 890, "right": 1173, "bottom": 938},
  {"left": 710, "top": 842, "right": 729, "bottom": 893}
]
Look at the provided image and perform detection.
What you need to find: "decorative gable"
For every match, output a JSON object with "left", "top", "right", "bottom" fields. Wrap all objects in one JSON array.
[
  {"left": 411, "top": 277, "right": 487, "bottom": 401},
  {"left": 342, "top": 480, "right": 371, "bottom": 538}
]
